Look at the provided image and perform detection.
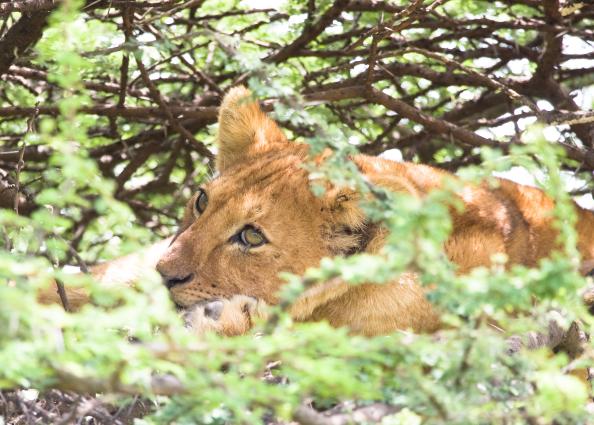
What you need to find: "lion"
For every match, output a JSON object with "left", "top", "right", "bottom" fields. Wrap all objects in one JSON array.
[{"left": 40, "top": 86, "right": 594, "bottom": 337}]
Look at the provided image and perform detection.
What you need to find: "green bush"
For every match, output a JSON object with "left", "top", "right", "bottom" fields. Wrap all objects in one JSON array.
[{"left": 1, "top": 0, "right": 593, "bottom": 423}]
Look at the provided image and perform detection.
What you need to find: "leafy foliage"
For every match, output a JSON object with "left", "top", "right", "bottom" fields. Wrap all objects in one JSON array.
[{"left": 1, "top": 0, "right": 593, "bottom": 423}]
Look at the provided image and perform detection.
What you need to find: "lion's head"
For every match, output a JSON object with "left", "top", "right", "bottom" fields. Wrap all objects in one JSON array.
[{"left": 156, "top": 87, "right": 368, "bottom": 308}]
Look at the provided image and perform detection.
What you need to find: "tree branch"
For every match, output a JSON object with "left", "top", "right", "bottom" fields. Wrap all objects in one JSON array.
[
  {"left": 0, "top": 105, "right": 218, "bottom": 121},
  {"left": 0, "top": 10, "right": 52, "bottom": 75},
  {"left": 265, "top": 0, "right": 350, "bottom": 63}
]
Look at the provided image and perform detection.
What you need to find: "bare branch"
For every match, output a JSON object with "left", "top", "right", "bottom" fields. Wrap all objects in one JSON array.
[
  {"left": 266, "top": 0, "right": 350, "bottom": 63},
  {"left": 0, "top": 10, "right": 51, "bottom": 75}
]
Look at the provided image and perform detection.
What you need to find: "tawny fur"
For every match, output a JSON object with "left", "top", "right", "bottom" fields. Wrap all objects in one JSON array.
[
  {"left": 41, "top": 86, "right": 594, "bottom": 337},
  {"left": 39, "top": 238, "right": 172, "bottom": 309}
]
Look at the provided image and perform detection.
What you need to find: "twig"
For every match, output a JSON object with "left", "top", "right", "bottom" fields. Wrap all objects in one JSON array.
[
  {"left": 0, "top": 9, "right": 51, "bottom": 75},
  {"left": 401, "top": 46, "right": 545, "bottom": 120},
  {"left": 294, "top": 402, "right": 403, "bottom": 425},
  {"left": 133, "top": 52, "right": 214, "bottom": 160},
  {"left": 13, "top": 145, "right": 25, "bottom": 214},
  {"left": 266, "top": 0, "right": 350, "bottom": 63},
  {"left": 116, "top": 5, "right": 133, "bottom": 110},
  {"left": 0, "top": 0, "right": 58, "bottom": 16},
  {"left": 54, "top": 279, "right": 72, "bottom": 312},
  {"left": 0, "top": 104, "right": 219, "bottom": 120},
  {"left": 54, "top": 368, "right": 186, "bottom": 396}
]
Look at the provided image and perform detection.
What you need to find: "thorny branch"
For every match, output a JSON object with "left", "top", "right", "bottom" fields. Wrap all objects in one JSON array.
[
  {"left": 0, "top": 0, "right": 593, "bottom": 251},
  {"left": 0, "top": 1, "right": 593, "bottom": 423}
]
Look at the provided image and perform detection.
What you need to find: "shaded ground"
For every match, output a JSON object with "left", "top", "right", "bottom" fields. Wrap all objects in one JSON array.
[{"left": 1, "top": 389, "right": 153, "bottom": 425}]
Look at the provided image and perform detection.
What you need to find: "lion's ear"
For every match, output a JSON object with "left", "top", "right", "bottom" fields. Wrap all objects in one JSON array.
[
  {"left": 216, "top": 86, "right": 287, "bottom": 171},
  {"left": 325, "top": 188, "right": 365, "bottom": 227},
  {"left": 322, "top": 188, "right": 372, "bottom": 255}
]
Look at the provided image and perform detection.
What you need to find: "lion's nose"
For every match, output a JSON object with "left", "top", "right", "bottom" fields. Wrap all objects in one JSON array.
[{"left": 158, "top": 270, "right": 194, "bottom": 289}]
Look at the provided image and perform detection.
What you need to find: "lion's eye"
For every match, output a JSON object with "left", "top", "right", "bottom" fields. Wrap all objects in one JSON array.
[
  {"left": 194, "top": 189, "right": 208, "bottom": 215},
  {"left": 238, "top": 226, "right": 266, "bottom": 248}
]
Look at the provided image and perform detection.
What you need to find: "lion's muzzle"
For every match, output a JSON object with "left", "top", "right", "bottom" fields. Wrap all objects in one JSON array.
[{"left": 156, "top": 267, "right": 194, "bottom": 290}]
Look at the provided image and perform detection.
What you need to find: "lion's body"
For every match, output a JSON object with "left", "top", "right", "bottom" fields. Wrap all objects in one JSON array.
[{"left": 41, "top": 87, "right": 594, "bottom": 336}]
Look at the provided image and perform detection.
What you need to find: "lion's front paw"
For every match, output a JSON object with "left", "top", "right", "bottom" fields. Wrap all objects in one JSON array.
[{"left": 184, "top": 295, "right": 268, "bottom": 337}]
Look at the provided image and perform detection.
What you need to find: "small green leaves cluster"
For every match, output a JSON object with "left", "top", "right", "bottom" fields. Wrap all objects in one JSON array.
[{"left": 1, "top": 1, "right": 592, "bottom": 424}]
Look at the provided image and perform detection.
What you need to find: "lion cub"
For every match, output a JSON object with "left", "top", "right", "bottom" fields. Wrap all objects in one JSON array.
[
  {"left": 42, "top": 87, "right": 594, "bottom": 337},
  {"left": 154, "top": 87, "right": 594, "bottom": 336}
]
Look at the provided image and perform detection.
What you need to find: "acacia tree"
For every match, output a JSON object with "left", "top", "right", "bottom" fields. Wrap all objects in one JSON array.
[{"left": 1, "top": 0, "right": 593, "bottom": 424}]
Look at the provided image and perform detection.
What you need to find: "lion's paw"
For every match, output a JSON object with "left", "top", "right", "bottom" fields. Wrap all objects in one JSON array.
[{"left": 183, "top": 295, "right": 268, "bottom": 337}]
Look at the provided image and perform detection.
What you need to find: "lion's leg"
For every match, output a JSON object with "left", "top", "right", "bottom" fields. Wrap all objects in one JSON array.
[
  {"left": 186, "top": 273, "right": 441, "bottom": 337},
  {"left": 289, "top": 278, "right": 351, "bottom": 322},
  {"left": 303, "top": 273, "right": 441, "bottom": 336},
  {"left": 445, "top": 227, "right": 509, "bottom": 273},
  {"left": 185, "top": 279, "right": 354, "bottom": 337}
]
